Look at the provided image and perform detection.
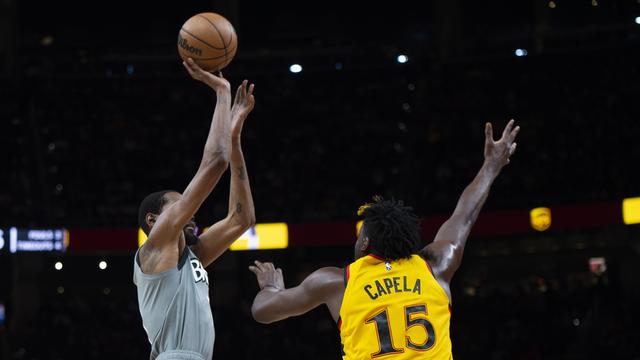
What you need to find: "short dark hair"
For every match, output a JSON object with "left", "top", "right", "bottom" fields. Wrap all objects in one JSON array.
[
  {"left": 358, "top": 196, "right": 421, "bottom": 261},
  {"left": 138, "top": 190, "right": 173, "bottom": 235}
]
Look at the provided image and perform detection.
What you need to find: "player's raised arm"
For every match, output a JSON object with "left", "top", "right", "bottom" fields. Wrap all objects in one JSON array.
[
  {"left": 145, "top": 59, "right": 232, "bottom": 252},
  {"left": 249, "top": 261, "right": 344, "bottom": 324},
  {"left": 421, "top": 120, "right": 520, "bottom": 290},
  {"left": 192, "top": 81, "right": 256, "bottom": 267}
]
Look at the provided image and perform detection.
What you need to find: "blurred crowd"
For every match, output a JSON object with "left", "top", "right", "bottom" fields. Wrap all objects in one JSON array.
[
  {"left": 4, "top": 252, "right": 639, "bottom": 360},
  {"left": 2, "top": 3, "right": 639, "bottom": 360},
  {"left": 2, "top": 45, "right": 639, "bottom": 228}
]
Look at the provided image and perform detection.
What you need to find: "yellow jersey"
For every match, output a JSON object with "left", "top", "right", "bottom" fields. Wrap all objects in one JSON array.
[{"left": 339, "top": 254, "right": 452, "bottom": 360}]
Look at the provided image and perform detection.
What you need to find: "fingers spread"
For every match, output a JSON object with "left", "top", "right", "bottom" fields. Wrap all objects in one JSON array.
[
  {"left": 183, "top": 61, "right": 196, "bottom": 76},
  {"left": 485, "top": 122, "right": 493, "bottom": 142},
  {"left": 502, "top": 119, "right": 515, "bottom": 139},
  {"left": 510, "top": 125, "right": 521, "bottom": 141},
  {"left": 248, "top": 266, "right": 259, "bottom": 274},
  {"left": 235, "top": 83, "right": 244, "bottom": 102},
  {"left": 186, "top": 58, "right": 202, "bottom": 73},
  {"left": 248, "top": 84, "right": 255, "bottom": 96}
]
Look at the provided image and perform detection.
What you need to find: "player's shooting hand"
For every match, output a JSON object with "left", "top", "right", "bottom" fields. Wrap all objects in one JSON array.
[
  {"left": 231, "top": 80, "right": 255, "bottom": 139},
  {"left": 182, "top": 58, "right": 230, "bottom": 94},
  {"left": 484, "top": 119, "right": 520, "bottom": 170},
  {"left": 249, "top": 260, "right": 285, "bottom": 291}
]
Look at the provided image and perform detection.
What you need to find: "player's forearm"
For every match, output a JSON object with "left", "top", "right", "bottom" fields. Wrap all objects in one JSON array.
[
  {"left": 201, "top": 93, "right": 232, "bottom": 168},
  {"left": 226, "top": 139, "right": 256, "bottom": 227},
  {"left": 251, "top": 288, "right": 288, "bottom": 324},
  {"left": 450, "top": 162, "right": 500, "bottom": 232}
]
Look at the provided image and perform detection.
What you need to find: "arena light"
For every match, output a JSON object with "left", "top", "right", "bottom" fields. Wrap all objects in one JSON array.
[
  {"left": 515, "top": 48, "right": 528, "bottom": 57},
  {"left": 139, "top": 223, "right": 288, "bottom": 250},
  {"left": 230, "top": 223, "right": 288, "bottom": 251},
  {"left": 98, "top": 261, "right": 108, "bottom": 270},
  {"left": 530, "top": 207, "right": 551, "bottom": 231},
  {"left": 588, "top": 257, "right": 606, "bottom": 275},
  {"left": 636, "top": 17, "right": 640, "bottom": 25},
  {"left": 289, "top": 64, "right": 302, "bottom": 73},
  {"left": 396, "top": 55, "right": 408, "bottom": 64},
  {"left": 54, "top": 261, "right": 63, "bottom": 271},
  {"left": 0, "top": 229, "right": 4, "bottom": 250},
  {"left": 622, "top": 197, "right": 640, "bottom": 225}
]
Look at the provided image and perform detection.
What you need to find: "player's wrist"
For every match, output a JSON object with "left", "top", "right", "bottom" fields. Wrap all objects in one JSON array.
[
  {"left": 481, "top": 160, "right": 502, "bottom": 176},
  {"left": 261, "top": 284, "right": 282, "bottom": 292},
  {"left": 214, "top": 88, "right": 232, "bottom": 99}
]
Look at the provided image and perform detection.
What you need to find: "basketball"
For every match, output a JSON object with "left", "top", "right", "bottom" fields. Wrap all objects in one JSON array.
[{"left": 177, "top": 12, "right": 238, "bottom": 72}]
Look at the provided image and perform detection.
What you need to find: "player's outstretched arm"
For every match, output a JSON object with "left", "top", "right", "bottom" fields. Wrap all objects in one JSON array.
[
  {"left": 193, "top": 81, "right": 257, "bottom": 267},
  {"left": 421, "top": 120, "right": 520, "bottom": 289},
  {"left": 146, "top": 59, "right": 232, "bottom": 252},
  {"left": 249, "top": 261, "right": 344, "bottom": 324}
]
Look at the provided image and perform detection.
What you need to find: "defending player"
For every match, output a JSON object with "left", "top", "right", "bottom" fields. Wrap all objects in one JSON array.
[
  {"left": 134, "top": 59, "right": 256, "bottom": 360},
  {"left": 249, "top": 120, "right": 520, "bottom": 359}
]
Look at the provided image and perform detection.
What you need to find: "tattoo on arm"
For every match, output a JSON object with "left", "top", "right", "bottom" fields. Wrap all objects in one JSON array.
[
  {"left": 237, "top": 166, "right": 246, "bottom": 180},
  {"left": 235, "top": 202, "right": 243, "bottom": 214}
]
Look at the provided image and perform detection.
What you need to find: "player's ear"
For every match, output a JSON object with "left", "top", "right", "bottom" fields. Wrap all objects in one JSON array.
[
  {"left": 360, "top": 237, "right": 370, "bottom": 252},
  {"left": 146, "top": 213, "right": 157, "bottom": 229}
]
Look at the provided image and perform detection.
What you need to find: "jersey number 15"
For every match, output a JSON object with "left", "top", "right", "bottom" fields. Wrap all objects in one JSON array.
[{"left": 365, "top": 304, "right": 436, "bottom": 357}]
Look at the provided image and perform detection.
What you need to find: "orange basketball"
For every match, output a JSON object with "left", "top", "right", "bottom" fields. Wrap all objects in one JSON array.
[{"left": 177, "top": 12, "right": 238, "bottom": 72}]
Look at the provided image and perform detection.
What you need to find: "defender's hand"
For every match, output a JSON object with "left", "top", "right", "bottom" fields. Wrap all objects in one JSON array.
[
  {"left": 484, "top": 119, "right": 520, "bottom": 170},
  {"left": 183, "top": 58, "right": 230, "bottom": 94},
  {"left": 231, "top": 80, "right": 255, "bottom": 139},
  {"left": 249, "top": 261, "right": 284, "bottom": 291}
]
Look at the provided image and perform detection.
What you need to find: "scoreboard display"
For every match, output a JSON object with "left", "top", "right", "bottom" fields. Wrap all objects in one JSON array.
[{"left": 0, "top": 228, "right": 68, "bottom": 253}]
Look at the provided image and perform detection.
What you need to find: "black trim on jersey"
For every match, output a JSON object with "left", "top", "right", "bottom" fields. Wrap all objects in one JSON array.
[
  {"left": 343, "top": 266, "right": 348, "bottom": 286},
  {"left": 177, "top": 246, "right": 190, "bottom": 270}
]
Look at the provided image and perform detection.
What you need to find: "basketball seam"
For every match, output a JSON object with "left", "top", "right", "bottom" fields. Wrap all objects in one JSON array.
[
  {"left": 190, "top": 45, "right": 237, "bottom": 60},
  {"left": 196, "top": 15, "right": 228, "bottom": 65},
  {"left": 197, "top": 14, "right": 233, "bottom": 47},
  {"left": 180, "top": 28, "right": 225, "bottom": 50}
]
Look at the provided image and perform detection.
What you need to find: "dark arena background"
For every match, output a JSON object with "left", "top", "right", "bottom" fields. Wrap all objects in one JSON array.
[{"left": 1, "top": 0, "right": 640, "bottom": 359}]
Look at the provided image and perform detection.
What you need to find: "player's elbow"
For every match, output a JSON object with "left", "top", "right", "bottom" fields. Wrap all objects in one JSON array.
[
  {"left": 243, "top": 213, "right": 257, "bottom": 229},
  {"left": 201, "top": 151, "right": 230, "bottom": 172},
  {"left": 251, "top": 303, "right": 276, "bottom": 324}
]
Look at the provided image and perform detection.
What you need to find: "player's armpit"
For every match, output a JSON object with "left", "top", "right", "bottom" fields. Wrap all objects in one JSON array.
[
  {"left": 420, "top": 242, "right": 454, "bottom": 303},
  {"left": 250, "top": 266, "right": 344, "bottom": 324},
  {"left": 148, "top": 161, "right": 229, "bottom": 246}
]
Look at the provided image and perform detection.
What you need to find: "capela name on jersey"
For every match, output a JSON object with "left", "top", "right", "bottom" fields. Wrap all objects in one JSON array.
[{"left": 363, "top": 276, "right": 422, "bottom": 300}]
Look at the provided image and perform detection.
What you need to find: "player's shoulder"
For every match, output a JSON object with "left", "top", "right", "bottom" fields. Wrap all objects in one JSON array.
[
  {"left": 307, "top": 266, "right": 344, "bottom": 282},
  {"left": 303, "top": 267, "right": 345, "bottom": 292},
  {"left": 419, "top": 242, "right": 447, "bottom": 268}
]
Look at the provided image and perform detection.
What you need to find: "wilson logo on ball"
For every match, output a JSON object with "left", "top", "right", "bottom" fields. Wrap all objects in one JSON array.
[{"left": 177, "top": 34, "right": 202, "bottom": 57}]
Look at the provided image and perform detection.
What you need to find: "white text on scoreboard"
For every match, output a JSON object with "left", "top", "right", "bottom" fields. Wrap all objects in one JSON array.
[{"left": 8, "top": 228, "right": 69, "bottom": 253}]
